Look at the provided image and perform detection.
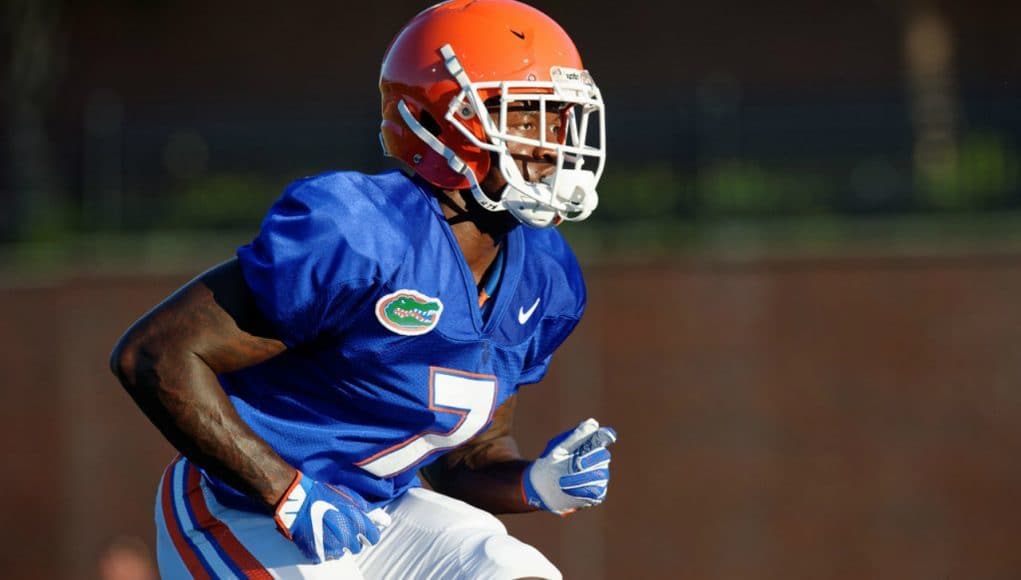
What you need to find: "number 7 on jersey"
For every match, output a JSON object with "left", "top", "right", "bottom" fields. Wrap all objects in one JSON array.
[{"left": 355, "top": 368, "right": 499, "bottom": 478}]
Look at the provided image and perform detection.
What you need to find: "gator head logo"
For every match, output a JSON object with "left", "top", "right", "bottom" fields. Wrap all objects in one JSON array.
[{"left": 375, "top": 289, "right": 444, "bottom": 336}]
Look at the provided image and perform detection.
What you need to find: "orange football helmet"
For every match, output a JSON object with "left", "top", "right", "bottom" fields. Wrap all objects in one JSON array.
[{"left": 379, "top": 0, "right": 606, "bottom": 227}]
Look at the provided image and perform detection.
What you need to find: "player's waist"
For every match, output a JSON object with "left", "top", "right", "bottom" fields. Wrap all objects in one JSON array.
[{"left": 192, "top": 460, "right": 418, "bottom": 512}]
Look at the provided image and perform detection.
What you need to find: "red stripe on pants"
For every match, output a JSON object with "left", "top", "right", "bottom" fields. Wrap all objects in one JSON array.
[
  {"left": 184, "top": 463, "right": 274, "bottom": 579},
  {"left": 161, "top": 457, "right": 211, "bottom": 579}
]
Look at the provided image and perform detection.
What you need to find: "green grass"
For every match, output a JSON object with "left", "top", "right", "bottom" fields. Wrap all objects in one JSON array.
[{"left": 4, "top": 211, "right": 1021, "bottom": 282}]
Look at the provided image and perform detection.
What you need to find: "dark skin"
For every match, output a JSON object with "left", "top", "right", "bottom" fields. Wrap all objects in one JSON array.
[{"left": 109, "top": 106, "right": 563, "bottom": 516}]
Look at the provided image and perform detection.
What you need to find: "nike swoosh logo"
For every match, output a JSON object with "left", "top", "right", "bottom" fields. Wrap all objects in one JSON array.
[
  {"left": 311, "top": 501, "right": 339, "bottom": 562},
  {"left": 518, "top": 298, "right": 541, "bottom": 324},
  {"left": 510, "top": 29, "right": 526, "bottom": 40}
]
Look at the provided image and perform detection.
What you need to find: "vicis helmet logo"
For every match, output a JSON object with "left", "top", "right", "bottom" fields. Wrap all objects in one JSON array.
[{"left": 375, "top": 289, "right": 444, "bottom": 336}]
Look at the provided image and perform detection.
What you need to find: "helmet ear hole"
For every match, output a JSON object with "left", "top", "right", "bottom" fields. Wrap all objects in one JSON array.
[{"left": 418, "top": 111, "right": 443, "bottom": 137}]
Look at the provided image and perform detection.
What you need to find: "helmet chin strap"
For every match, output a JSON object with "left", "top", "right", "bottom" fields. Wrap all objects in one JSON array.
[
  {"left": 496, "top": 153, "right": 560, "bottom": 228},
  {"left": 497, "top": 151, "right": 600, "bottom": 228},
  {"left": 502, "top": 186, "right": 559, "bottom": 228}
]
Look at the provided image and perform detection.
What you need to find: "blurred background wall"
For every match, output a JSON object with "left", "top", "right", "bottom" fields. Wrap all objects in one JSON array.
[{"left": 3, "top": 0, "right": 1021, "bottom": 578}]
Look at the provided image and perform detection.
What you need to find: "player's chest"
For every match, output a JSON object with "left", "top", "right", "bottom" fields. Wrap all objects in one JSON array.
[
  {"left": 313, "top": 274, "right": 545, "bottom": 415},
  {"left": 332, "top": 307, "right": 528, "bottom": 401}
]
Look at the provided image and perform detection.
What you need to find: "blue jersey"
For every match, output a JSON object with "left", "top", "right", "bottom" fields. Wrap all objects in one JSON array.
[{"left": 206, "top": 170, "right": 586, "bottom": 510}]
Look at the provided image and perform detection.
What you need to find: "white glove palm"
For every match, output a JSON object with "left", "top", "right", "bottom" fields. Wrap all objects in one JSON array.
[{"left": 523, "top": 418, "right": 617, "bottom": 515}]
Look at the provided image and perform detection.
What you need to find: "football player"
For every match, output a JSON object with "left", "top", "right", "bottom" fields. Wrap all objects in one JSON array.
[{"left": 111, "top": 1, "right": 615, "bottom": 577}]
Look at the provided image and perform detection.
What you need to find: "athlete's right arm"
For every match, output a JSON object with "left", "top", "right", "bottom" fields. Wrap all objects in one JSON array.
[{"left": 109, "top": 257, "right": 295, "bottom": 510}]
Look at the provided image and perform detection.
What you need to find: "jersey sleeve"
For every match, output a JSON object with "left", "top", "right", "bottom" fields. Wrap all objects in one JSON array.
[
  {"left": 515, "top": 228, "right": 587, "bottom": 386},
  {"left": 237, "top": 174, "right": 392, "bottom": 347}
]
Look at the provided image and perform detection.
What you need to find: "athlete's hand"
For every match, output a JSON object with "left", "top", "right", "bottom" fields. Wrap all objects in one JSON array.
[
  {"left": 523, "top": 418, "right": 617, "bottom": 515},
  {"left": 274, "top": 471, "right": 392, "bottom": 563}
]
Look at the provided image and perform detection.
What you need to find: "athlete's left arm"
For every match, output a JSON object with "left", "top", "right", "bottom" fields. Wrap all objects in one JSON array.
[{"left": 420, "top": 395, "right": 536, "bottom": 514}]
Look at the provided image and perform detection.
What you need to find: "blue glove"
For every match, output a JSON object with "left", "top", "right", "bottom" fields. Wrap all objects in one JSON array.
[
  {"left": 273, "top": 471, "right": 391, "bottom": 563},
  {"left": 523, "top": 418, "right": 617, "bottom": 515}
]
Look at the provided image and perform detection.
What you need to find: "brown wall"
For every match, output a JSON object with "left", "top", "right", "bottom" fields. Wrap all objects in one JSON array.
[{"left": 3, "top": 251, "right": 1021, "bottom": 579}]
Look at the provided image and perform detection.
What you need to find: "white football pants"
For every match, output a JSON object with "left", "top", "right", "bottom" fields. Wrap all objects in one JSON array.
[{"left": 154, "top": 457, "right": 561, "bottom": 579}]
